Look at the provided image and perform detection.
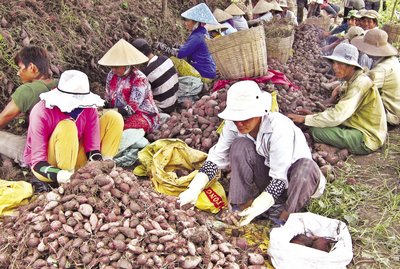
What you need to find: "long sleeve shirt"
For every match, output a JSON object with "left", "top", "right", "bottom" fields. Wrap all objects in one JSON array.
[
  {"left": 24, "top": 100, "right": 100, "bottom": 168},
  {"left": 369, "top": 56, "right": 400, "bottom": 125},
  {"left": 177, "top": 26, "right": 216, "bottom": 79},
  {"left": 305, "top": 69, "right": 387, "bottom": 151}
]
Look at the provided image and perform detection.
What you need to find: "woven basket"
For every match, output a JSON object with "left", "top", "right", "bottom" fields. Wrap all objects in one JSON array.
[
  {"left": 382, "top": 23, "right": 400, "bottom": 44},
  {"left": 303, "top": 16, "right": 331, "bottom": 31},
  {"left": 266, "top": 34, "right": 293, "bottom": 64},
  {"left": 206, "top": 26, "right": 267, "bottom": 79}
]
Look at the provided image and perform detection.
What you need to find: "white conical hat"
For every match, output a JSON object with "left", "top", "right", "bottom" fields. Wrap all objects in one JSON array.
[
  {"left": 98, "top": 39, "right": 149, "bottom": 66},
  {"left": 213, "top": 8, "right": 233, "bottom": 23},
  {"left": 205, "top": 23, "right": 229, "bottom": 32},
  {"left": 225, "top": 3, "right": 245, "bottom": 16},
  {"left": 181, "top": 3, "right": 219, "bottom": 25},
  {"left": 271, "top": 0, "right": 283, "bottom": 11},
  {"left": 253, "top": 0, "right": 274, "bottom": 14}
]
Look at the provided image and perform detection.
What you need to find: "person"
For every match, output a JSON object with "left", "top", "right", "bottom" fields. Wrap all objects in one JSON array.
[
  {"left": 276, "top": 0, "right": 298, "bottom": 26},
  {"left": 322, "top": 25, "right": 365, "bottom": 55},
  {"left": 98, "top": 38, "right": 160, "bottom": 133},
  {"left": 172, "top": 3, "right": 218, "bottom": 83},
  {"left": 322, "top": 10, "right": 360, "bottom": 44},
  {"left": 178, "top": 80, "right": 326, "bottom": 226},
  {"left": 205, "top": 23, "right": 229, "bottom": 39},
  {"left": 288, "top": 43, "right": 387, "bottom": 155},
  {"left": 224, "top": 3, "right": 249, "bottom": 31},
  {"left": 319, "top": 0, "right": 341, "bottom": 18},
  {"left": 343, "top": 0, "right": 365, "bottom": 18},
  {"left": 364, "top": 0, "right": 386, "bottom": 12},
  {"left": 213, "top": 8, "right": 237, "bottom": 35},
  {"left": 131, "top": 38, "right": 179, "bottom": 114},
  {"left": 24, "top": 70, "right": 123, "bottom": 189},
  {"left": 359, "top": 9, "right": 379, "bottom": 31},
  {"left": 0, "top": 46, "right": 58, "bottom": 165},
  {"left": 296, "top": 0, "right": 309, "bottom": 24},
  {"left": 248, "top": 0, "right": 274, "bottom": 26},
  {"left": 307, "top": 0, "right": 323, "bottom": 18},
  {"left": 351, "top": 29, "right": 400, "bottom": 126}
]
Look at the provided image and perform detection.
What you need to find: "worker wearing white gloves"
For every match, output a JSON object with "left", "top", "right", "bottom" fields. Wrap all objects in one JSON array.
[
  {"left": 24, "top": 70, "right": 123, "bottom": 190},
  {"left": 179, "top": 80, "right": 326, "bottom": 226}
]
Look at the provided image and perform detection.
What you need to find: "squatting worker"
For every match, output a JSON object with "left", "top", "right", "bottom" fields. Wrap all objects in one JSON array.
[
  {"left": 24, "top": 70, "right": 123, "bottom": 189},
  {"left": 288, "top": 43, "right": 387, "bottom": 155},
  {"left": 178, "top": 81, "right": 326, "bottom": 226}
]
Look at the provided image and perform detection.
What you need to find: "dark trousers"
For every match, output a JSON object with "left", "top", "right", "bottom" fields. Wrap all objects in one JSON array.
[
  {"left": 365, "top": 2, "right": 380, "bottom": 12},
  {"left": 297, "top": 0, "right": 308, "bottom": 23},
  {"left": 228, "top": 137, "right": 320, "bottom": 214}
]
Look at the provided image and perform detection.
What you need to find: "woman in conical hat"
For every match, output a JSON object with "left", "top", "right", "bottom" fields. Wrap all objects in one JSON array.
[
  {"left": 248, "top": 0, "right": 274, "bottom": 26},
  {"left": 171, "top": 3, "right": 218, "bottom": 84},
  {"left": 275, "top": 0, "right": 298, "bottom": 26},
  {"left": 98, "top": 38, "right": 160, "bottom": 133},
  {"left": 213, "top": 8, "right": 237, "bottom": 35},
  {"left": 224, "top": 3, "right": 249, "bottom": 31}
]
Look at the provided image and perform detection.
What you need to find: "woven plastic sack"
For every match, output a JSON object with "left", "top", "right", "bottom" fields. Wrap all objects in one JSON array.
[
  {"left": 268, "top": 212, "right": 353, "bottom": 269},
  {"left": 0, "top": 179, "right": 33, "bottom": 216},
  {"left": 133, "top": 139, "right": 227, "bottom": 213}
]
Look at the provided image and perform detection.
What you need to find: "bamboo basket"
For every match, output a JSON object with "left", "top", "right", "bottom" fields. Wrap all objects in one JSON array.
[
  {"left": 303, "top": 16, "right": 331, "bottom": 31},
  {"left": 266, "top": 34, "right": 293, "bottom": 64},
  {"left": 206, "top": 26, "right": 268, "bottom": 79},
  {"left": 382, "top": 23, "right": 400, "bottom": 45}
]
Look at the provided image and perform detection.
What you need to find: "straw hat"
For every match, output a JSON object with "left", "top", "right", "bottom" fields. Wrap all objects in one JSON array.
[
  {"left": 253, "top": 0, "right": 274, "bottom": 14},
  {"left": 271, "top": 0, "right": 283, "bottom": 11},
  {"left": 40, "top": 70, "right": 104, "bottom": 113},
  {"left": 181, "top": 3, "right": 219, "bottom": 25},
  {"left": 98, "top": 39, "right": 148, "bottom": 66},
  {"left": 323, "top": 43, "right": 362, "bottom": 69},
  {"left": 361, "top": 10, "right": 379, "bottom": 20},
  {"left": 205, "top": 23, "right": 228, "bottom": 32},
  {"left": 351, "top": 28, "right": 398, "bottom": 57},
  {"left": 213, "top": 8, "right": 233, "bottom": 23},
  {"left": 279, "top": 0, "right": 288, "bottom": 8},
  {"left": 345, "top": 26, "right": 364, "bottom": 40},
  {"left": 218, "top": 81, "right": 272, "bottom": 121},
  {"left": 225, "top": 3, "right": 245, "bottom": 16}
]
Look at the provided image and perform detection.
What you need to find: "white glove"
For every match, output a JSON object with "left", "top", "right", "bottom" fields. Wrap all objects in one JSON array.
[
  {"left": 238, "top": 192, "right": 275, "bottom": 226},
  {"left": 178, "top": 172, "right": 209, "bottom": 207},
  {"left": 57, "top": 170, "right": 74, "bottom": 184}
]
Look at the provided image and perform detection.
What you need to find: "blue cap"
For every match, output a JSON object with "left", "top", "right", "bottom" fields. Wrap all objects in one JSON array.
[{"left": 181, "top": 3, "right": 219, "bottom": 25}]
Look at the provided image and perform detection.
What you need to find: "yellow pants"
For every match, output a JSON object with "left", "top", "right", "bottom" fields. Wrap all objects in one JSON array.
[
  {"left": 33, "top": 110, "right": 123, "bottom": 182},
  {"left": 170, "top": 56, "right": 212, "bottom": 84}
]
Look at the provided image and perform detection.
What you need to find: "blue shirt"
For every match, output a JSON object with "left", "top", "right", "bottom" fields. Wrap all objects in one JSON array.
[{"left": 177, "top": 26, "right": 216, "bottom": 79}]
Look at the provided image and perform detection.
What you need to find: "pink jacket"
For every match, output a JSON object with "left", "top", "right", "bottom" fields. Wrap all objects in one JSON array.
[{"left": 24, "top": 100, "right": 100, "bottom": 167}]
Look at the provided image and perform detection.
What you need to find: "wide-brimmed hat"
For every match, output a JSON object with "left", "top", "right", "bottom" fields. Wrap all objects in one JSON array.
[
  {"left": 40, "top": 70, "right": 104, "bottom": 113},
  {"left": 361, "top": 9, "right": 379, "bottom": 20},
  {"left": 218, "top": 80, "right": 272, "bottom": 121},
  {"left": 205, "top": 23, "right": 228, "bottom": 32},
  {"left": 351, "top": 28, "right": 398, "bottom": 57},
  {"left": 253, "top": 0, "right": 274, "bottom": 14},
  {"left": 98, "top": 39, "right": 149, "bottom": 66},
  {"left": 323, "top": 43, "right": 362, "bottom": 69},
  {"left": 225, "top": 3, "right": 245, "bottom": 16},
  {"left": 213, "top": 8, "right": 233, "bottom": 22},
  {"left": 181, "top": 3, "right": 219, "bottom": 25},
  {"left": 279, "top": 0, "right": 288, "bottom": 8},
  {"left": 271, "top": 0, "right": 283, "bottom": 11},
  {"left": 345, "top": 26, "right": 364, "bottom": 40}
]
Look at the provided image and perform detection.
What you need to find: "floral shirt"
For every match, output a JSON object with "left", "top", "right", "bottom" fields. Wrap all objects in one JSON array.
[{"left": 105, "top": 68, "right": 159, "bottom": 131}]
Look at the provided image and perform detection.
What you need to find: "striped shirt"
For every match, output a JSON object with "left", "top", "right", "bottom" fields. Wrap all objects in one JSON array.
[{"left": 141, "top": 55, "right": 179, "bottom": 112}]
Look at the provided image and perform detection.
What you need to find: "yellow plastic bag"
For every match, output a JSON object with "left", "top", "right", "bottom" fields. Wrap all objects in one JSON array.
[
  {"left": 0, "top": 179, "right": 33, "bottom": 216},
  {"left": 133, "top": 139, "right": 228, "bottom": 213}
]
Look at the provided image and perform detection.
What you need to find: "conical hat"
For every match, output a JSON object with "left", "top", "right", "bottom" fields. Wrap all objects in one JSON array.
[
  {"left": 213, "top": 8, "right": 233, "bottom": 23},
  {"left": 205, "top": 23, "right": 229, "bottom": 32},
  {"left": 98, "top": 39, "right": 148, "bottom": 66},
  {"left": 181, "top": 3, "right": 219, "bottom": 25},
  {"left": 225, "top": 3, "right": 245, "bottom": 16},
  {"left": 253, "top": 0, "right": 273, "bottom": 14},
  {"left": 271, "top": 0, "right": 283, "bottom": 11}
]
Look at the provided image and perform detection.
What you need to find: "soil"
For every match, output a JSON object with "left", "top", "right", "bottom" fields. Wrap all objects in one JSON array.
[{"left": 0, "top": 1, "right": 399, "bottom": 268}]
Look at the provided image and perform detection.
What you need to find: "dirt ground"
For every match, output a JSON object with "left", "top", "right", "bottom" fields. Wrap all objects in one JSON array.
[{"left": 0, "top": 0, "right": 399, "bottom": 268}]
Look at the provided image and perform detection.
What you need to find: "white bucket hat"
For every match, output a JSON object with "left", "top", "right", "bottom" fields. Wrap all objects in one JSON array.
[
  {"left": 345, "top": 26, "right": 364, "bottom": 41},
  {"left": 98, "top": 39, "right": 149, "bottom": 66},
  {"left": 181, "top": 3, "right": 219, "bottom": 25},
  {"left": 323, "top": 43, "right": 362, "bottom": 69},
  {"left": 40, "top": 70, "right": 104, "bottom": 113},
  {"left": 218, "top": 80, "right": 272, "bottom": 121}
]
